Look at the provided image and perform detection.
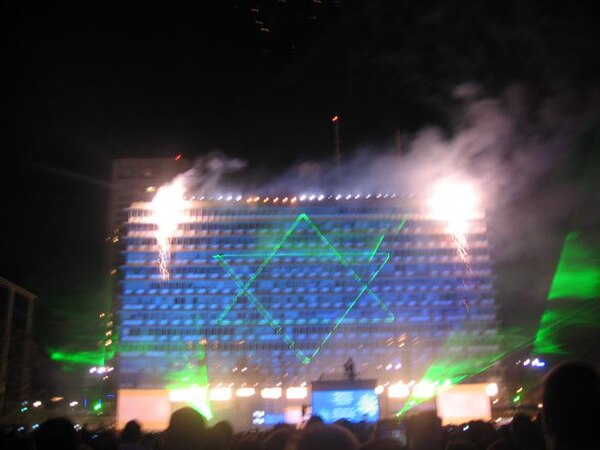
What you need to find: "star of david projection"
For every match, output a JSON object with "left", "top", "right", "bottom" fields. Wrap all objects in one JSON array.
[{"left": 213, "top": 213, "right": 395, "bottom": 364}]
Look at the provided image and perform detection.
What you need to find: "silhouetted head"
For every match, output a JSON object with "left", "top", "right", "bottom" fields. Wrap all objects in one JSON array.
[
  {"left": 34, "top": 417, "right": 78, "bottom": 450},
  {"left": 263, "top": 427, "right": 295, "bottom": 450},
  {"left": 486, "top": 439, "right": 519, "bottom": 450},
  {"left": 445, "top": 441, "right": 476, "bottom": 450},
  {"left": 214, "top": 420, "right": 234, "bottom": 446},
  {"left": 304, "top": 415, "right": 324, "bottom": 428},
  {"left": 509, "top": 413, "right": 543, "bottom": 449},
  {"left": 297, "top": 424, "right": 360, "bottom": 450},
  {"left": 233, "top": 434, "right": 262, "bottom": 450},
  {"left": 462, "top": 420, "right": 497, "bottom": 449},
  {"left": 164, "top": 407, "right": 206, "bottom": 450},
  {"left": 542, "top": 361, "right": 600, "bottom": 449},
  {"left": 405, "top": 411, "right": 443, "bottom": 449},
  {"left": 204, "top": 420, "right": 234, "bottom": 450},
  {"left": 361, "top": 436, "right": 406, "bottom": 450},
  {"left": 121, "top": 419, "right": 142, "bottom": 443}
]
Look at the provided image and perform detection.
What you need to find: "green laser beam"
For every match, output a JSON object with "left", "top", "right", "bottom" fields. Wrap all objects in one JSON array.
[
  {"left": 216, "top": 214, "right": 394, "bottom": 321},
  {"left": 547, "top": 232, "right": 600, "bottom": 300},
  {"left": 533, "top": 231, "right": 600, "bottom": 355},
  {"left": 368, "top": 235, "right": 386, "bottom": 264},
  {"left": 215, "top": 214, "right": 394, "bottom": 326},
  {"left": 397, "top": 327, "right": 534, "bottom": 415},
  {"left": 214, "top": 213, "right": 395, "bottom": 363},
  {"left": 213, "top": 251, "right": 391, "bottom": 326},
  {"left": 165, "top": 342, "right": 212, "bottom": 419},
  {"left": 399, "top": 296, "right": 600, "bottom": 416},
  {"left": 533, "top": 300, "right": 600, "bottom": 355},
  {"left": 368, "top": 216, "right": 406, "bottom": 266},
  {"left": 214, "top": 254, "right": 305, "bottom": 360},
  {"left": 215, "top": 251, "right": 391, "bottom": 363},
  {"left": 49, "top": 350, "right": 105, "bottom": 366},
  {"left": 396, "top": 217, "right": 407, "bottom": 232}
]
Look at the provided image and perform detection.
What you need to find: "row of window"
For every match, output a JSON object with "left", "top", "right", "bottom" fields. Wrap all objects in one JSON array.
[
  {"left": 121, "top": 293, "right": 492, "bottom": 303},
  {"left": 123, "top": 262, "right": 492, "bottom": 274},
  {"left": 124, "top": 280, "right": 493, "bottom": 290},
  {"left": 120, "top": 285, "right": 493, "bottom": 309},
  {"left": 127, "top": 206, "right": 425, "bottom": 218},
  {"left": 125, "top": 234, "right": 489, "bottom": 245},
  {"left": 120, "top": 309, "right": 496, "bottom": 325},
  {"left": 126, "top": 248, "right": 490, "bottom": 261},
  {"left": 121, "top": 324, "right": 494, "bottom": 339},
  {"left": 127, "top": 221, "right": 486, "bottom": 236},
  {"left": 120, "top": 301, "right": 494, "bottom": 315},
  {"left": 117, "top": 336, "right": 497, "bottom": 354}
]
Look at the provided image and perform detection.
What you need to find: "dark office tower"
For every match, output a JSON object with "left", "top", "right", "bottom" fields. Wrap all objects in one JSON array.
[{"left": 0, "top": 278, "right": 36, "bottom": 415}]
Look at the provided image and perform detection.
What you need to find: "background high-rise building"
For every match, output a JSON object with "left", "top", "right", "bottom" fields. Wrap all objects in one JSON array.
[
  {"left": 107, "top": 157, "right": 190, "bottom": 363},
  {"left": 118, "top": 197, "right": 498, "bottom": 391},
  {"left": 108, "top": 157, "right": 191, "bottom": 256},
  {"left": 0, "top": 278, "right": 36, "bottom": 415}
]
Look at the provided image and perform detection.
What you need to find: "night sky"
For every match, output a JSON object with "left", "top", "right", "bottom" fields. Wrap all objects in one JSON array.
[{"left": 2, "top": 1, "right": 599, "bottom": 362}]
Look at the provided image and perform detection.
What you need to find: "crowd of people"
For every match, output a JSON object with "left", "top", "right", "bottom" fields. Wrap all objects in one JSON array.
[{"left": 2, "top": 362, "right": 598, "bottom": 450}]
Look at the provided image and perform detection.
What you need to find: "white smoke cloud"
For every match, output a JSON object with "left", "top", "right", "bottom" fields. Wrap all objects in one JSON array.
[
  {"left": 262, "top": 84, "right": 597, "bottom": 212},
  {"left": 178, "top": 151, "right": 247, "bottom": 196},
  {"left": 165, "top": 84, "right": 597, "bottom": 322},
  {"left": 256, "top": 84, "right": 599, "bottom": 324}
]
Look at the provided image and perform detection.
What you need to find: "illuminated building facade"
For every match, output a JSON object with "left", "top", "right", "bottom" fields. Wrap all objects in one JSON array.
[{"left": 118, "top": 196, "right": 498, "bottom": 390}]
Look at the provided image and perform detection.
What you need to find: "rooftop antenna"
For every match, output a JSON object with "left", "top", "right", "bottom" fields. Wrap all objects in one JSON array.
[
  {"left": 395, "top": 129, "right": 404, "bottom": 157},
  {"left": 332, "top": 115, "right": 341, "bottom": 185}
]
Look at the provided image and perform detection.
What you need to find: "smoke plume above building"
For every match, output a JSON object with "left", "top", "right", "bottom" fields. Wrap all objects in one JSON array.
[{"left": 172, "top": 83, "right": 598, "bottom": 329}]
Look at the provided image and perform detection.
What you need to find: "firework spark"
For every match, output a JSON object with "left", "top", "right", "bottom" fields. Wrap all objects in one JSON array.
[
  {"left": 151, "top": 177, "right": 187, "bottom": 279},
  {"left": 429, "top": 181, "right": 478, "bottom": 265}
]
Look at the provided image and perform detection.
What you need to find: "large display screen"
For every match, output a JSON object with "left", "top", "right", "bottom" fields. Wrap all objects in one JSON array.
[
  {"left": 116, "top": 389, "right": 171, "bottom": 430},
  {"left": 436, "top": 384, "right": 492, "bottom": 425},
  {"left": 311, "top": 389, "right": 379, "bottom": 423}
]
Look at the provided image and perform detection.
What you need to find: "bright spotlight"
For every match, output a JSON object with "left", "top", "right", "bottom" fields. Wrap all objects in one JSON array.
[
  {"left": 429, "top": 180, "right": 479, "bottom": 263},
  {"left": 169, "top": 386, "right": 207, "bottom": 403},
  {"left": 209, "top": 387, "right": 232, "bottom": 402},
  {"left": 486, "top": 383, "right": 499, "bottom": 397},
  {"left": 413, "top": 381, "right": 436, "bottom": 399},
  {"left": 261, "top": 387, "right": 282, "bottom": 399},
  {"left": 235, "top": 387, "right": 256, "bottom": 398},
  {"left": 151, "top": 178, "right": 187, "bottom": 279},
  {"left": 286, "top": 387, "right": 307, "bottom": 399},
  {"left": 388, "top": 383, "right": 410, "bottom": 399}
]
